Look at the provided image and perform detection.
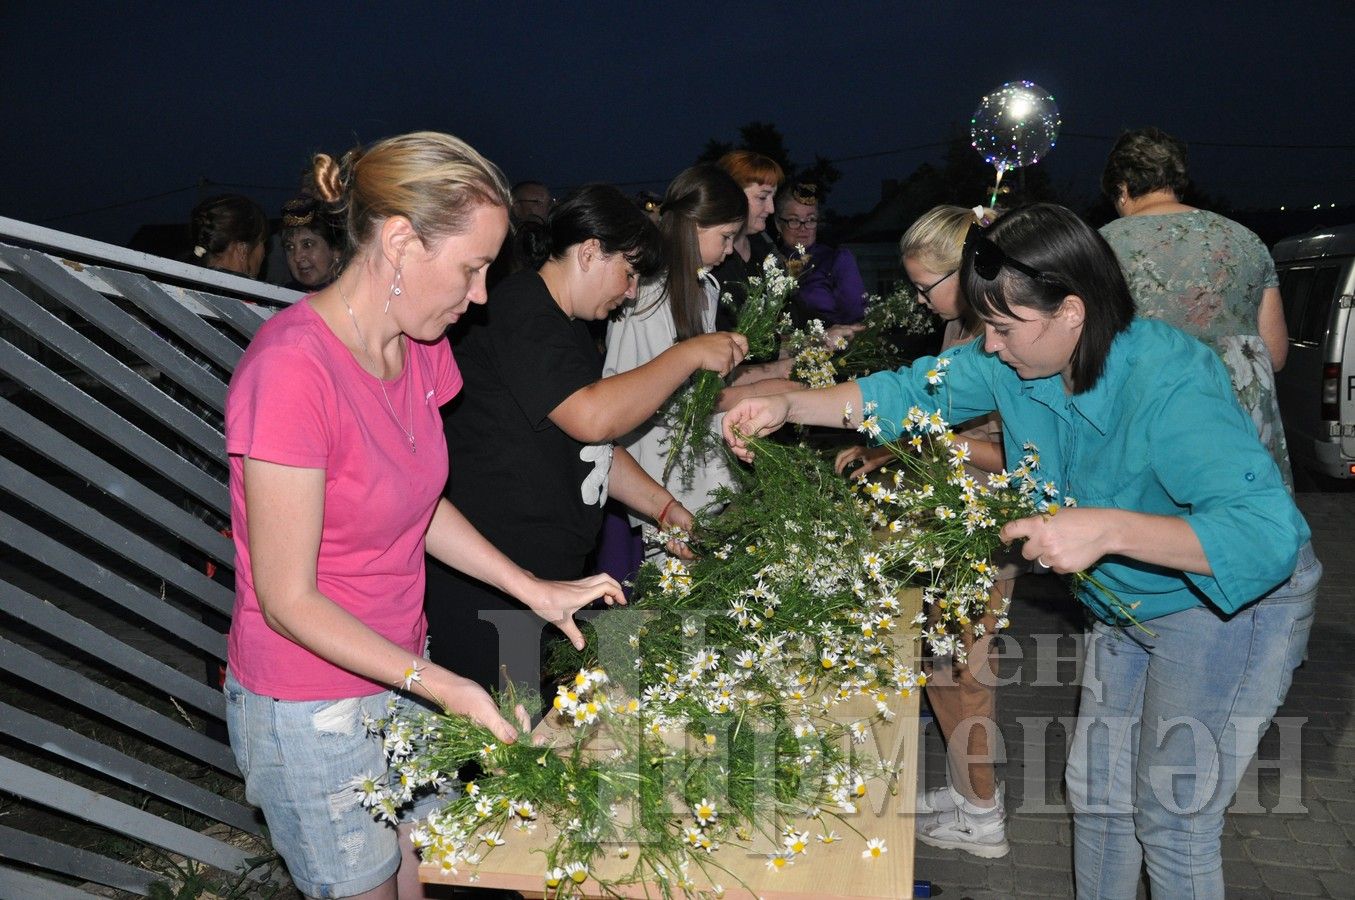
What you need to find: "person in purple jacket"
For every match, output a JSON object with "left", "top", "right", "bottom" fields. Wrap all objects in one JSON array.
[{"left": 774, "top": 180, "right": 867, "bottom": 325}]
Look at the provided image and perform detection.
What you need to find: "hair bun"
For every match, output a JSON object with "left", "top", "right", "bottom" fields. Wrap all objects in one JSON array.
[{"left": 311, "top": 153, "right": 345, "bottom": 204}]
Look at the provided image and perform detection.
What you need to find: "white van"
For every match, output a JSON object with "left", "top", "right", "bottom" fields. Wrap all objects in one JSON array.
[{"left": 1273, "top": 225, "right": 1355, "bottom": 482}]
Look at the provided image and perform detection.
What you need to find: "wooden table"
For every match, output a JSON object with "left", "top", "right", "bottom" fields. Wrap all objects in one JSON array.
[{"left": 422, "top": 588, "right": 923, "bottom": 899}]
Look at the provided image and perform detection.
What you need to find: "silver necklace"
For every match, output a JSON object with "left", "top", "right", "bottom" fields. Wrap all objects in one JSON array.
[{"left": 339, "top": 286, "right": 417, "bottom": 453}]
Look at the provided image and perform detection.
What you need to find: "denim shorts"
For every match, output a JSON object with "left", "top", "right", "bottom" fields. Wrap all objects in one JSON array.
[{"left": 223, "top": 671, "right": 449, "bottom": 898}]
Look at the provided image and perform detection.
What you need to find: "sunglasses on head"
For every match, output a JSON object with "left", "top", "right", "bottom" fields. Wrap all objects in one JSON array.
[{"left": 963, "top": 222, "right": 1059, "bottom": 284}]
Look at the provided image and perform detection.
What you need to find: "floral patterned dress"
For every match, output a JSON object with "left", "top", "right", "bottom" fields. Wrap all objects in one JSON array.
[{"left": 1100, "top": 210, "right": 1294, "bottom": 492}]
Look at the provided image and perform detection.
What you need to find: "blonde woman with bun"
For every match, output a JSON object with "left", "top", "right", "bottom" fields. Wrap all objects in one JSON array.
[{"left": 222, "top": 132, "right": 624, "bottom": 899}]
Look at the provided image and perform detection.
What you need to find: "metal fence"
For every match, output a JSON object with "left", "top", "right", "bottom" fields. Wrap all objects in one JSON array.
[{"left": 0, "top": 216, "right": 298, "bottom": 897}]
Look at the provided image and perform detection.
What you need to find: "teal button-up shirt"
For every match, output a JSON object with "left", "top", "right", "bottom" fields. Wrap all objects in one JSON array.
[{"left": 856, "top": 318, "right": 1309, "bottom": 622}]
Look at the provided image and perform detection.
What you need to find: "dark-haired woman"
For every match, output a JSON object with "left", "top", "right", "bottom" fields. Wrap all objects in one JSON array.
[
  {"left": 425, "top": 183, "right": 748, "bottom": 691},
  {"left": 723, "top": 203, "right": 1319, "bottom": 898},
  {"left": 280, "top": 193, "right": 344, "bottom": 290},
  {"left": 604, "top": 164, "right": 800, "bottom": 525},
  {"left": 190, "top": 193, "right": 267, "bottom": 277},
  {"left": 1099, "top": 126, "right": 1295, "bottom": 491},
  {"left": 775, "top": 181, "right": 866, "bottom": 326}
]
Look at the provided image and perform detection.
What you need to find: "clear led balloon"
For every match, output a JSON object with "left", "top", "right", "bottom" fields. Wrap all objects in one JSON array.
[{"left": 970, "top": 81, "right": 1061, "bottom": 204}]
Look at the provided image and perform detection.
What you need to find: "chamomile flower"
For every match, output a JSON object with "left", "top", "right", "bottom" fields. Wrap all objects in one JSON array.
[
  {"left": 862, "top": 837, "right": 888, "bottom": 859},
  {"left": 399, "top": 660, "right": 423, "bottom": 690},
  {"left": 350, "top": 772, "right": 383, "bottom": 809},
  {"left": 693, "top": 797, "right": 718, "bottom": 826}
]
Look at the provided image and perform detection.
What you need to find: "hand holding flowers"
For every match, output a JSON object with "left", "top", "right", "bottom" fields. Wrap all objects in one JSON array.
[
  {"left": 1002, "top": 506, "right": 1117, "bottom": 574},
  {"left": 663, "top": 255, "right": 801, "bottom": 480}
]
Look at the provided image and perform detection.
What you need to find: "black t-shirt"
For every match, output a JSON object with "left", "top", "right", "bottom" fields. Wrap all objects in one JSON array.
[
  {"left": 443, "top": 270, "right": 610, "bottom": 578},
  {"left": 711, "top": 231, "right": 777, "bottom": 332}
]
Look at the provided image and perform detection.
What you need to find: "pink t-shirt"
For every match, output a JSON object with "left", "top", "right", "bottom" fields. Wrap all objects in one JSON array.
[{"left": 225, "top": 300, "right": 460, "bottom": 700}]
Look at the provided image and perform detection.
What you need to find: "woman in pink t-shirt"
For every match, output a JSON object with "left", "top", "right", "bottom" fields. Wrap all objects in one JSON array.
[{"left": 223, "top": 132, "right": 624, "bottom": 900}]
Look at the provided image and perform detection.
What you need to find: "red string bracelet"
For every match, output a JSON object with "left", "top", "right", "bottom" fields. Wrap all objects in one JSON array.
[{"left": 657, "top": 497, "right": 677, "bottom": 526}]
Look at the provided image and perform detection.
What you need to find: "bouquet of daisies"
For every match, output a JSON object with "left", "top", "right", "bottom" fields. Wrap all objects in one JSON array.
[
  {"left": 788, "top": 283, "right": 940, "bottom": 388},
  {"left": 663, "top": 254, "right": 801, "bottom": 482}
]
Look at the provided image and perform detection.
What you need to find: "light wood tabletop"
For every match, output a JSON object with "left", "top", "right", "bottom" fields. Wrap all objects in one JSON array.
[{"left": 422, "top": 587, "right": 923, "bottom": 899}]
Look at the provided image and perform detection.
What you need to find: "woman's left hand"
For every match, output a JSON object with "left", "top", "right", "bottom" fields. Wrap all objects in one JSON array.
[
  {"left": 1000, "top": 507, "right": 1118, "bottom": 574},
  {"left": 523, "top": 573, "right": 626, "bottom": 650}
]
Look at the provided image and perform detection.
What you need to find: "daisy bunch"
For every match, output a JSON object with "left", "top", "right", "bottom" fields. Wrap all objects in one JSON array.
[
  {"left": 373, "top": 435, "right": 922, "bottom": 896},
  {"left": 663, "top": 254, "right": 801, "bottom": 482},
  {"left": 786, "top": 282, "right": 940, "bottom": 389}
]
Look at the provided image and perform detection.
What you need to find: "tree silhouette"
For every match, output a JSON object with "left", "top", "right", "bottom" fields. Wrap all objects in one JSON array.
[{"left": 697, "top": 121, "right": 842, "bottom": 199}]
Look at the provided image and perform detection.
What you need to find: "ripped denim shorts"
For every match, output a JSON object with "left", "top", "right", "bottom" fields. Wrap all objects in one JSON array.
[{"left": 223, "top": 671, "right": 449, "bottom": 898}]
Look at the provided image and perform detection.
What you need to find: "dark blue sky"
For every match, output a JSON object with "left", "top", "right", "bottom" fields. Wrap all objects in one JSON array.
[{"left": 3, "top": 1, "right": 1352, "bottom": 245}]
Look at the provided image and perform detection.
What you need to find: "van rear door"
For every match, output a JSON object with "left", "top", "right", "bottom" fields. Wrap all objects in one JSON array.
[{"left": 1342, "top": 290, "right": 1355, "bottom": 463}]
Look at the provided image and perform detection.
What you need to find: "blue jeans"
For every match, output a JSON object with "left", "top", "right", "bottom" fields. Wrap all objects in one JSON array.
[
  {"left": 1066, "top": 541, "right": 1320, "bottom": 899},
  {"left": 224, "top": 672, "right": 448, "bottom": 898}
]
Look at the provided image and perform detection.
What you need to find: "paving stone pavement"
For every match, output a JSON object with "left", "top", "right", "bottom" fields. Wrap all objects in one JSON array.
[{"left": 911, "top": 491, "right": 1355, "bottom": 899}]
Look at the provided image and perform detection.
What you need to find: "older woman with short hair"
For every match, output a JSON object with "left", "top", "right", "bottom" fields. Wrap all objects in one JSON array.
[
  {"left": 280, "top": 193, "right": 345, "bottom": 290},
  {"left": 775, "top": 181, "right": 867, "bottom": 325},
  {"left": 1099, "top": 126, "right": 1294, "bottom": 489}
]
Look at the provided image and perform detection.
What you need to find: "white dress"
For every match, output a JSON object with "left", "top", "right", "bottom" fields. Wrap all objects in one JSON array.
[{"left": 603, "top": 275, "right": 735, "bottom": 526}]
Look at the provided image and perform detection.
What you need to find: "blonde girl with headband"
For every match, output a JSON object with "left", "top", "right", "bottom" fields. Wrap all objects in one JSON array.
[
  {"left": 223, "top": 132, "right": 624, "bottom": 900},
  {"left": 836, "top": 204, "right": 1014, "bottom": 858}
]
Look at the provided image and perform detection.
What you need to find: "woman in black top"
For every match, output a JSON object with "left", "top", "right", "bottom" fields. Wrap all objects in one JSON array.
[{"left": 425, "top": 184, "right": 748, "bottom": 694}]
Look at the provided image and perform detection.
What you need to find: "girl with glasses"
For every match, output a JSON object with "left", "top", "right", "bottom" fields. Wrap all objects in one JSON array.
[
  {"left": 723, "top": 203, "right": 1318, "bottom": 899},
  {"left": 835, "top": 205, "right": 1014, "bottom": 858}
]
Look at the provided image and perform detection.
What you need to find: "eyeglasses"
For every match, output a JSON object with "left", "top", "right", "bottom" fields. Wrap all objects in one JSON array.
[
  {"left": 778, "top": 215, "right": 818, "bottom": 229},
  {"left": 963, "top": 223, "right": 1058, "bottom": 284},
  {"left": 915, "top": 269, "right": 956, "bottom": 301}
]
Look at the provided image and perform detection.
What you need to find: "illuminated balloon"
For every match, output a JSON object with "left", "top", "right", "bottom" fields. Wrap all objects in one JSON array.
[{"left": 970, "top": 81, "right": 1061, "bottom": 174}]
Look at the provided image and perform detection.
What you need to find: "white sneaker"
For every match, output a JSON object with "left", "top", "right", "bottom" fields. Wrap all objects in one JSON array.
[
  {"left": 916, "top": 784, "right": 964, "bottom": 815},
  {"left": 916, "top": 798, "right": 1010, "bottom": 859}
]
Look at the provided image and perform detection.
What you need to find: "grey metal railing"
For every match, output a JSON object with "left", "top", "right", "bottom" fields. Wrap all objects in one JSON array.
[{"left": 0, "top": 215, "right": 297, "bottom": 896}]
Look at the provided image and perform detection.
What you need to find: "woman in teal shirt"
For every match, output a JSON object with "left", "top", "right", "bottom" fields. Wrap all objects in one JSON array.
[{"left": 722, "top": 204, "right": 1319, "bottom": 899}]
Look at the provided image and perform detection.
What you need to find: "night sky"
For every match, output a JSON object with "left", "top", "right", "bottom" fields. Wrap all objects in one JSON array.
[{"left": 3, "top": 1, "right": 1352, "bottom": 246}]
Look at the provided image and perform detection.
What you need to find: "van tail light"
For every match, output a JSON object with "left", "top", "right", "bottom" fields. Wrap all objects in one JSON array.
[{"left": 1321, "top": 363, "right": 1341, "bottom": 421}]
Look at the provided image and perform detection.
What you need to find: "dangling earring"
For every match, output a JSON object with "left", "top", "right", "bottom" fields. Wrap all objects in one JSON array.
[{"left": 385, "top": 265, "right": 403, "bottom": 314}]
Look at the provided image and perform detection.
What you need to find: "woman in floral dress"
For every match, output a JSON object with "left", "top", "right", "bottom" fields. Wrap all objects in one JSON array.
[{"left": 1098, "top": 126, "right": 1294, "bottom": 491}]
